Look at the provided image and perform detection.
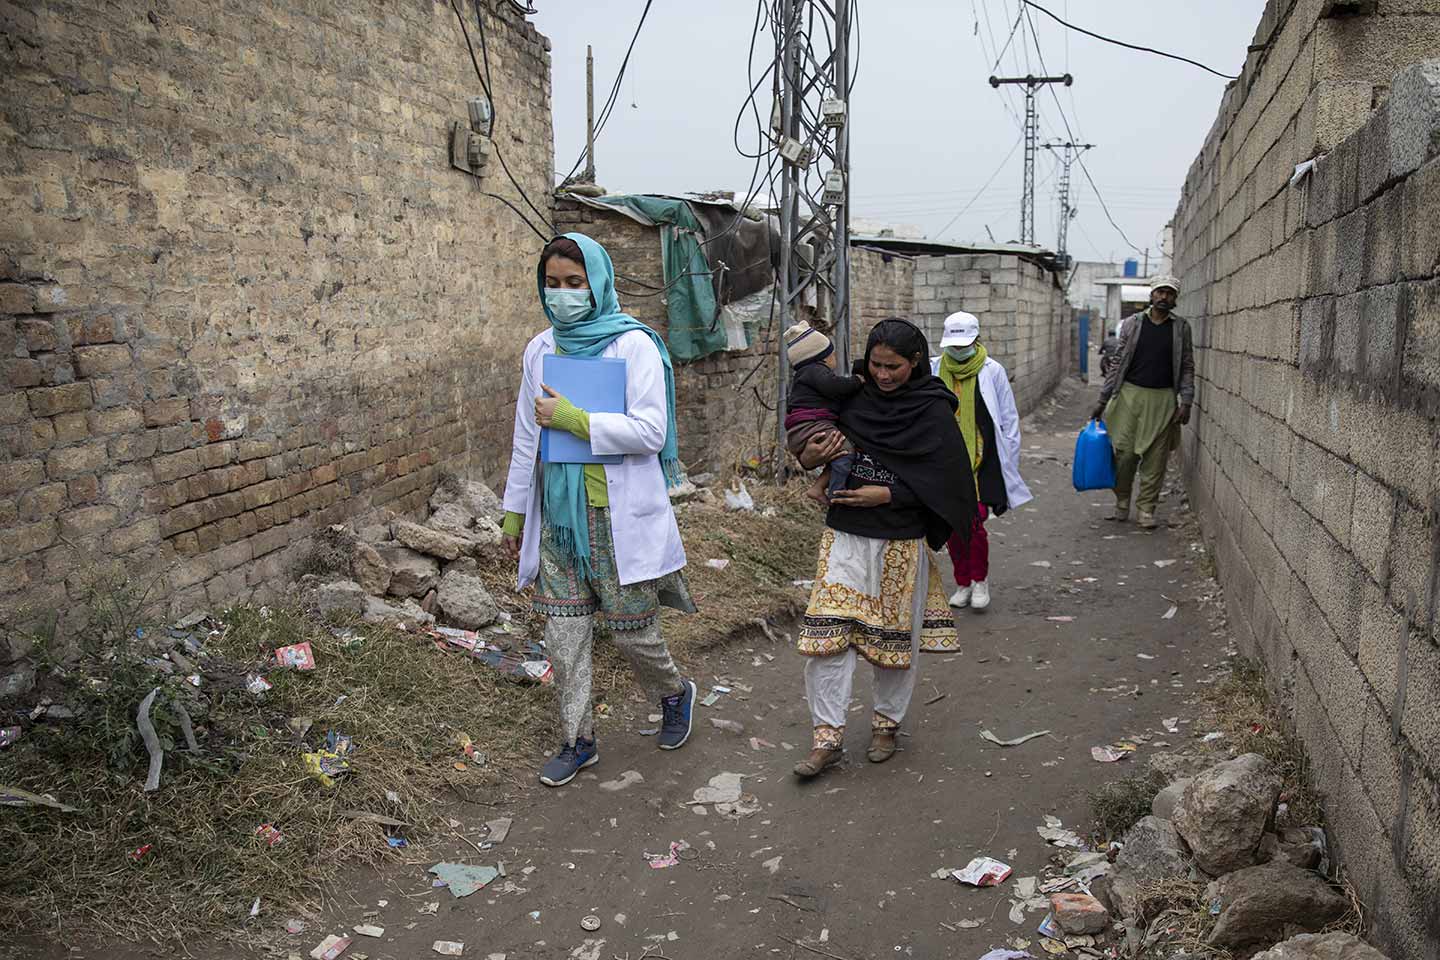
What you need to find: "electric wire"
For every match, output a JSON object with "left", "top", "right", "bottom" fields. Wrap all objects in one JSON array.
[
  {"left": 933, "top": 133, "right": 1024, "bottom": 239},
  {"left": 1018, "top": 0, "right": 1239, "bottom": 80},
  {"left": 447, "top": 0, "right": 551, "bottom": 240},
  {"left": 558, "top": 0, "right": 657, "bottom": 186}
]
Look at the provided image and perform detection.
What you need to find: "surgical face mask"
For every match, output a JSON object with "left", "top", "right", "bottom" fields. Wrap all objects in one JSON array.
[
  {"left": 544, "top": 288, "right": 593, "bottom": 324},
  {"left": 945, "top": 344, "right": 978, "bottom": 361}
]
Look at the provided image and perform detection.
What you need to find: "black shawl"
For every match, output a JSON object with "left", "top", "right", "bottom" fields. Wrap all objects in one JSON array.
[{"left": 836, "top": 371, "right": 979, "bottom": 550}]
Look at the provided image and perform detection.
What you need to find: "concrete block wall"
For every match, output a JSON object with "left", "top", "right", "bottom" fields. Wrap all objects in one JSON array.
[
  {"left": 911, "top": 253, "right": 1068, "bottom": 416},
  {"left": 1171, "top": 0, "right": 1440, "bottom": 952},
  {"left": 553, "top": 199, "right": 779, "bottom": 474},
  {"left": 0, "top": 1, "right": 553, "bottom": 647},
  {"left": 849, "top": 245, "right": 916, "bottom": 361}
]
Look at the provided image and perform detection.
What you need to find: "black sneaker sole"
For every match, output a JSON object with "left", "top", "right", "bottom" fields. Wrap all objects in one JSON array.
[
  {"left": 657, "top": 679, "right": 697, "bottom": 751},
  {"left": 538, "top": 751, "right": 599, "bottom": 787}
]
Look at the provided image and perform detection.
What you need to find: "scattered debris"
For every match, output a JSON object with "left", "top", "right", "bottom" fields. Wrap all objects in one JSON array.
[
  {"left": 1091, "top": 746, "right": 1128, "bottom": 763},
  {"left": 705, "top": 558, "right": 731, "bottom": 570},
  {"left": 353, "top": 924, "right": 385, "bottom": 938},
  {"left": 1162, "top": 717, "right": 1179, "bottom": 733},
  {"left": 136, "top": 687, "right": 165, "bottom": 792},
  {"left": 645, "top": 841, "right": 689, "bottom": 869},
  {"left": 275, "top": 642, "right": 318, "bottom": 670},
  {"left": 483, "top": 817, "right": 512, "bottom": 845},
  {"left": 1153, "top": 560, "right": 1176, "bottom": 568},
  {"left": 692, "top": 771, "right": 744, "bottom": 805},
  {"left": 428, "top": 862, "right": 500, "bottom": 898},
  {"left": 580, "top": 915, "right": 601, "bottom": 931},
  {"left": 952, "top": 857, "right": 1012, "bottom": 886},
  {"left": 709, "top": 718, "right": 745, "bottom": 734},
  {"left": 129, "top": 843, "right": 153, "bottom": 861},
  {"left": 0, "top": 726, "right": 22, "bottom": 748},
  {"left": 286, "top": 918, "right": 308, "bottom": 934},
  {"left": 1045, "top": 616, "right": 1075, "bottom": 623},
  {"left": 1030, "top": 560, "right": 1053, "bottom": 568},
  {"left": 762, "top": 855, "right": 782, "bottom": 874},
  {"left": 255, "top": 824, "right": 284, "bottom": 847},
  {"left": 1161, "top": 605, "right": 1178, "bottom": 620},
  {"left": 310, "top": 935, "right": 352, "bottom": 960},
  {"left": 600, "top": 771, "right": 644, "bottom": 792},
  {"left": 980, "top": 729, "right": 1051, "bottom": 747},
  {"left": 432, "top": 941, "right": 465, "bottom": 956},
  {"left": 0, "top": 785, "right": 80, "bottom": 813},
  {"left": 1036, "top": 816, "right": 1086, "bottom": 850}
]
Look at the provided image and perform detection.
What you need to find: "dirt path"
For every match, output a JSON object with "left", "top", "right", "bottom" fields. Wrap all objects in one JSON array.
[{"left": 19, "top": 379, "right": 1225, "bottom": 960}]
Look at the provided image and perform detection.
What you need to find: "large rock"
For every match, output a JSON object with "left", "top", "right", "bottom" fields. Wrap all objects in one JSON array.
[
  {"left": 1118, "top": 815, "right": 1192, "bottom": 880},
  {"left": 1094, "top": 816, "right": 1191, "bottom": 920},
  {"left": 1207, "top": 863, "right": 1350, "bottom": 950},
  {"left": 309, "top": 579, "right": 368, "bottom": 616},
  {"left": 1152, "top": 777, "right": 1194, "bottom": 821},
  {"left": 376, "top": 543, "right": 440, "bottom": 598},
  {"left": 1273, "top": 827, "right": 1326, "bottom": 871},
  {"left": 351, "top": 540, "right": 391, "bottom": 595},
  {"left": 362, "top": 595, "right": 435, "bottom": 627},
  {"left": 1250, "top": 933, "right": 1392, "bottom": 960},
  {"left": 392, "top": 519, "right": 469, "bottom": 561},
  {"left": 1173, "top": 753, "right": 1282, "bottom": 876},
  {"left": 427, "top": 501, "right": 501, "bottom": 548},
  {"left": 436, "top": 570, "right": 499, "bottom": 629},
  {"left": 1149, "top": 752, "right": 1220, "bottom": 782},
  {"left": 429, "top": 474, "right": 503, "bottom": 523}
]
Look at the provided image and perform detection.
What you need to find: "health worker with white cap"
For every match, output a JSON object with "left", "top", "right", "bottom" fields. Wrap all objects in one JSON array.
[{"left": 929, "top": 312, "right": 1033, "bottom": 611}]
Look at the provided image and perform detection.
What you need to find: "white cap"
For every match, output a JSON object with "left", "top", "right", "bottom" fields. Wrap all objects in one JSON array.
[
  {"left": 940, "top": 311, "right": 980, "bottom": 348},
  {"left": 1150, "top": 275, "right": 1180, "bottom": 295}
]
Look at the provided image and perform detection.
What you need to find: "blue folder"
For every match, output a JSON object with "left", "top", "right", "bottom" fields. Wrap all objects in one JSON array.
[{"left": 540, "top": 354, "right": 627, "bottom": 465}]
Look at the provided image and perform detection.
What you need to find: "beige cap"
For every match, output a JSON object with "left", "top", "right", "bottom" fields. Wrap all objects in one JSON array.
[
  {"left": 1150, "top": 275, "right": 1181, "bottom": 295},
  {"left": 784, "top": 321, "right": 833, "bottom": 367}
]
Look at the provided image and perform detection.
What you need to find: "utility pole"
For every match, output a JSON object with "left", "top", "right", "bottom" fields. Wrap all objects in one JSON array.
[
  {"left": 583, "top": 45, "right": 596, "bottom": 183},
  {"left": 1042, "top": 140, "right": 1094, "bottom": 269},
  {"left": 989, "top": 73, "right": 1073, "bottom": 245},
  {"left": 774, "top": 0, "right": 852, "bottom": 468}
]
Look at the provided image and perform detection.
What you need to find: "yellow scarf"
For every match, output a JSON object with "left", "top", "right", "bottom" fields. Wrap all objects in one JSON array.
[{"left": 938, "top": 344, "right": 987, "bottom": 477}]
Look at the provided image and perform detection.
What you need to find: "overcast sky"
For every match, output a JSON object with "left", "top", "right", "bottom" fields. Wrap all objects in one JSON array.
[{"left": 531, "top": 1, "right": 1264, "bottom": 266}]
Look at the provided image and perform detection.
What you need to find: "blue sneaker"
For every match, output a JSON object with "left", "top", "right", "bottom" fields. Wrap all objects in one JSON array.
[
  {"left": 657, "top": 679, "right": 697, "bottom": 750},
  {"left": 538, "top": 737, "right": 598, "bottom": 787}
]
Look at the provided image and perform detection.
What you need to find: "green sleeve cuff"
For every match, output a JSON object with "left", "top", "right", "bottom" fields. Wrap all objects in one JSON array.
[
  {"left": 549, "top": 397, "right": 590, "bottom": 439},
  {"left": 502, "top": 511, "right": 525, "bottom": 537}
]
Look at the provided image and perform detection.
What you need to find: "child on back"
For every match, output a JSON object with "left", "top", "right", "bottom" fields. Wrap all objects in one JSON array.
[{"left": 782, "top": 322, "right": 863, "bottom": 502}]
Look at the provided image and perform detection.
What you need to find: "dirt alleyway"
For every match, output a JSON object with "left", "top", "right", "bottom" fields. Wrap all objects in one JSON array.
[{"left": 13, "top": 378, "right": 1234, "bottom": 960}]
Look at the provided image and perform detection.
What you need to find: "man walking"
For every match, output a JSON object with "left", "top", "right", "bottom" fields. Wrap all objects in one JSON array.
[{"left": 1088, "top": 276, "right": 1194, "bottom": 529}]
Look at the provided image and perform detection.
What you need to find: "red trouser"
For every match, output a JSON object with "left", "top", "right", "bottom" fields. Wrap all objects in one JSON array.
[{"left": 945, "top": 504, "right": 989, "bottom": 587}]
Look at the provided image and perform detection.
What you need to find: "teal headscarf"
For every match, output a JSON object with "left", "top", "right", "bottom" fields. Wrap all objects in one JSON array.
[{"left": 538, "top": 232, "right": 682, "bottom": 580}]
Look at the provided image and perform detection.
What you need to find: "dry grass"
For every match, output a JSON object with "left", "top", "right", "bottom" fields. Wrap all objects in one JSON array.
[
  {"left": 1133, "top": 877, "right": 1232, "bottom": 959},
  {"left": 1201, "top": 657, "right": 1326, "bottom": 829},
  {"left": 1088, "top": 768, "right": 1168, "bottom": 842},
  {"left": 0, "top": 481, "right": 822, "bottom": 945}
]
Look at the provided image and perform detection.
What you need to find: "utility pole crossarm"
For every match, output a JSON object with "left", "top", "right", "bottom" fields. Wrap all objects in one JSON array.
[{"left": 989, "top": 74, "right": 1074, "bottom": 246}]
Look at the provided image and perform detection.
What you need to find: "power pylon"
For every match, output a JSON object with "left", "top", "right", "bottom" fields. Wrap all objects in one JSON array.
[
  {"left": 989, "top": 73, "right": 1073, "bottom": 245},
  {"left": 1043, "top": 140, "right": 1094, "bottom": 268}
]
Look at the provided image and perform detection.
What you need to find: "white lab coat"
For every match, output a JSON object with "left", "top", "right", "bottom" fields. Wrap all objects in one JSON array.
[
  {"left": 929, "top": 355, "right": 1034, "bottom": 511},
  {"left": 502, "top": 328, "right": 687, "bottom": 590}
]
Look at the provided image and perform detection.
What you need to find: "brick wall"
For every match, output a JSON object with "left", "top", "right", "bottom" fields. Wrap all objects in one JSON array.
[
  {"left": 0, "top": 1, "right": 553, "bottom": 653},
  {"left": 553, "top": 198, "right": 780, "bottom": 474},
  {"left": 850, "top": 245, "right": 915, "bottom": 361},
  {"left": 910, "top": 253, "right": 1069, "bottom": 416},
  {"left": 1171, "top": 0, "right": 1440, "bottom": 952}
]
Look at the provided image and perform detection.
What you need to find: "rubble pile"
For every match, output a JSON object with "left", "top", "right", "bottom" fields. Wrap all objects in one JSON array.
[
  {"left": 1083, "top": 752, "right": 1362, "bottom": 958},
  {"left": 299, "top": 476, "right": 507, "bottom": 631}
]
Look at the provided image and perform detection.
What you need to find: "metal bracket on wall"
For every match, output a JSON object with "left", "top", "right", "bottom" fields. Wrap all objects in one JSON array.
[{"left": 450, "top": 121, "right": 492, "bottom": 178}]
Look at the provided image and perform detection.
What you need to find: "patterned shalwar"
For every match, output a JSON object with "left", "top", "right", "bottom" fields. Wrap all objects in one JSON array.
[{"left": 534, "top": 505, "right": 691, "bottom": 745}]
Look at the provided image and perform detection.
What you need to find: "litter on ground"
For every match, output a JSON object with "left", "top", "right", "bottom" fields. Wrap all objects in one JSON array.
[
  {"left": 428, "top": 862, "right": 500, "bottom": 898},
  {"left": 1090, "top": 745, "right": 1127, "bottom": 763},
  {"left": 952, "top": 857, "right": 1012, "bottom": 886},
  {"left": 979, "top": 729, "right": 1050, "bottom": 747}
]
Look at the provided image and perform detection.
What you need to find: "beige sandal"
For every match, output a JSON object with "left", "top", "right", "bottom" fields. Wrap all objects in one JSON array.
[
  {"left": 866, "top": 731, "right": 898, "bottom": 763},
  {"left": 793, "top": 747, "right": 843, "bottom": 778}
]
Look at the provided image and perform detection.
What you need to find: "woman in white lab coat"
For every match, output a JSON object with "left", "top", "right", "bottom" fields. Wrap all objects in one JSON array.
[
  {"left": 930, "top": 312, "right": 1034, "bottom": 612},
  {"left": 500, "top": 233, "right": 696, "bottom": 788}
]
